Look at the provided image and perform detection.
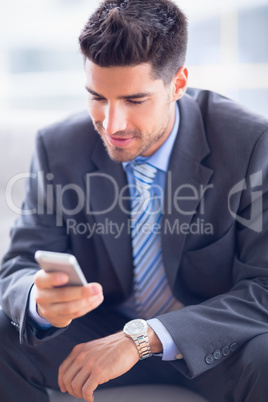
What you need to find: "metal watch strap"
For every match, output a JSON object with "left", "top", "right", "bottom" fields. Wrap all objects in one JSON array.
[{"left": 133, "top": 334, "right": 152, "bottom": 360}]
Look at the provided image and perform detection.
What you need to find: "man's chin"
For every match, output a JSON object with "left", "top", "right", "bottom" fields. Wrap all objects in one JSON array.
[
  {"left": 103, "top": 143, "right": 140, "bottom": 162},
  {"left": 107, "top": 148, "right": 137, "bottom": 163}
]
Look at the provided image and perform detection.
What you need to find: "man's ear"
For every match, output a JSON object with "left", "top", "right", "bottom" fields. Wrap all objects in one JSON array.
[{"left": 171, "top": 66, "right": 188, "bottom": 101}]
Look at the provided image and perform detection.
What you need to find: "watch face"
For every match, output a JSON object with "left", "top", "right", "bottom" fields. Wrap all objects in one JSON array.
[{"left": 124, "top": 319, "right": 147, "bottom": 336}]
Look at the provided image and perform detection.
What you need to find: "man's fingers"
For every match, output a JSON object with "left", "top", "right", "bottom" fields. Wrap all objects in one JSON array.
[
  {"left": 67, "top": 368, "right": 92, "bottom": 399},
  {"left": 58, "top": 332, "right": 138, "bottom": 401},
  {"left": 58, "top": 346, "right": 86, "bottom": 396},
  {"left": 87, "top": 283, "right": 103, "bottom": 297},
  {"left": 82, "top": 376, "right": 98, "bottom": 402},
  {"left": 34, "top": 270, "right": 69, "bottom": 288},
  {"left": 58, "top": 354, "right": 75, "bottom": 393},
  {"left": 60, "top": 367, "right": 97, "bottom": 402},
  {"left": 34, "top": 278, "right": 103, "bottom": 327},
  {"left": 61, "top": 367, "right": 84, "bottom": 398},
  {"left": 35, "top": 282, "right": 103, "bottom": 304},
  {"left": 39, "top": 294, "right": 103, "bottom": 319}
]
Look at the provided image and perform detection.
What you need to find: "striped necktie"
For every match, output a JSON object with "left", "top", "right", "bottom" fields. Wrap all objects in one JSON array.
[{"left": 130, "top": 162, "right": 182, "bottom": 319}]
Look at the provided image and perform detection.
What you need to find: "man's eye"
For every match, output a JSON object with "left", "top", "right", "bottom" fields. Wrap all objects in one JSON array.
[
  {"left": 127, "top": 99, "right": 146, "bottom": 105},
  {"left": 91, "top": 97, "right": 105, "bottom": 102}
]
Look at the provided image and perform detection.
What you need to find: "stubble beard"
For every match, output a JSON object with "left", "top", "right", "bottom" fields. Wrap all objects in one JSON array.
[{"left": 93, "top": 108, "right": 172, "bottom": 163}]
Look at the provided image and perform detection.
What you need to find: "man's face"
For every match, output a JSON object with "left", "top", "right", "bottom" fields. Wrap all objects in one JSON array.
[{"left": 85, "top": 60, "right": 177, "bottom": 162}]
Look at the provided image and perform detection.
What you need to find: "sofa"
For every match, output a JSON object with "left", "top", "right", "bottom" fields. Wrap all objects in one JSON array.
[
  {"left": 0, "top": 116, "right": 207, "bottom": 401},
  {"left": 48, "top": 385, "right": 207, "bottom": 401}
]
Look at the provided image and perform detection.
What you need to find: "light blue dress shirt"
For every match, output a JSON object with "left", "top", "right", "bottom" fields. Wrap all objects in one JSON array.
[
  {"left": 121, "top": 103, "right": 182, "bottom": 361},
  {"left": 29, "top": 103, "right": 182, "bottom": 360}
]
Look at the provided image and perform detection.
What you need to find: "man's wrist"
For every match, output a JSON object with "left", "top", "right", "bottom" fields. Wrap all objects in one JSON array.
[
  {"left": 147, "top": 324, "right": 163, "bottom": 354},
  {"left": 28, "top": 284, "right": 52, "bottom": 328},
  {"left": 147, "top": 318, "right": 183, "bottom": 360}
]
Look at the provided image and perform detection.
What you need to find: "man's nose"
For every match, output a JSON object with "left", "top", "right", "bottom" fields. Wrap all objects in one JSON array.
[{"left": 103, "top": 105, "right": 127, "bottom": 135}]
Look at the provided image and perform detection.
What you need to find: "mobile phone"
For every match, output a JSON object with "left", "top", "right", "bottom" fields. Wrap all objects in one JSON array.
[{"left": 34, "top": 250, "right": 87, "bottom": 286}]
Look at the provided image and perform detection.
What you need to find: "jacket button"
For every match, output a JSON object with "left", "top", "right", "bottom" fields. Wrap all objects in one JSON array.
[
  {"left": 10, "top": 321, "right": 20, "bottom": 330},
  {"left": 230, "top": 343, "right": 237, "bottom": 352},
  {"left": 222, "top": 346, "right": 230, "bottom": 356},
  {"left": 205, "top": 354, "right": 214, "bottom": 365},
  {"left": 213, "top": 350, "right": 222, "bottom": 360}
]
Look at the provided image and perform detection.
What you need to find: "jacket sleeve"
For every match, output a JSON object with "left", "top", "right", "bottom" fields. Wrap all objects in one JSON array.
[
  {"left": 158, "top": 128, "right": 268, "bottom": 379},
  {"left": 0, "top": 131, "right": 69, "bottom": 345}
]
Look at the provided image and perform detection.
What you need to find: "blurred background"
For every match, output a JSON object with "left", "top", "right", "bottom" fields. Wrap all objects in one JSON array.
[
  {"left": 0, "top": 0, "right": 267, "bottom": 256},
  {"left": 0, "top": 0, "right": 268, "bottom": 127}
]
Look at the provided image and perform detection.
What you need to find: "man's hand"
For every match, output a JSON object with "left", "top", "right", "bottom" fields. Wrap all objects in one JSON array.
[
  {"left": 58, "top": 331, "right": 140, "bottom": 402},
  {"left": 58, "top": 326, "right": 163, "bottom": 402},
  {"left": 34, "top": 270, "right": 104, "bottom": 328}
]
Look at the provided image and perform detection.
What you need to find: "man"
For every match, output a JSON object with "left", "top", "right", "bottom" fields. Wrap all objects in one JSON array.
[{"left": 0, "top": 0, "right": 268, "bottom": 401}]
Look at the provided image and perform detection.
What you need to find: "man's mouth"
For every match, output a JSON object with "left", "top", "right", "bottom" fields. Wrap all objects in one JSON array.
[{"left": 107, "top": 135, "right": 134, "bottom": 148}]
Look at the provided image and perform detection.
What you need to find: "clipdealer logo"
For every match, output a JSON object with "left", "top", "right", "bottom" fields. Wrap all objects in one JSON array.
[
  {"left": 5, "top": 170, "right": 264, "bottom": 233},
  {"left": 228, "top": 170, "right": 263, "bottom": 233},
  {"left": 5, "top": 171, "right": 214, "bottom": 227}
]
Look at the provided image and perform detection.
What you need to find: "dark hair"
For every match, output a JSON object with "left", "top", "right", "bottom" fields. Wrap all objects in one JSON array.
[{"left": 79, "top": 0, "right": 188, "bottom": 84}]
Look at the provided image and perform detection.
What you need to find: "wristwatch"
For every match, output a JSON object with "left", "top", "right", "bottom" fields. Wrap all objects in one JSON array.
[{"left": 123, "top": 319, "right": 152, "bottom": 360}]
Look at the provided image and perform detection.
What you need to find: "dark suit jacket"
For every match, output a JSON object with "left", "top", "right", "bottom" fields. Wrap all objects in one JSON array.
[{"left": 1, "top": 88, "right": 268, "bottom": 379}]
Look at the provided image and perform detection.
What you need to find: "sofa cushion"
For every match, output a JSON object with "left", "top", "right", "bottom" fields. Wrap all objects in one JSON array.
[{"left": 48, "top": 385, "right": 208, "bottom": 402}]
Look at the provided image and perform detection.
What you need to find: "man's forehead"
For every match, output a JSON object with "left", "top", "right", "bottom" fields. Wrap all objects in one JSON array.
[
  {"left": 85, "top": 59, "right": 160, "bottom": 85},
  {"left": 85, "top": 59, "right": 165, "bottom": 98}
]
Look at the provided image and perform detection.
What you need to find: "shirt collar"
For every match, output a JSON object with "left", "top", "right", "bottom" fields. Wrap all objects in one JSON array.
[{"left": 123, "top": 102, "right": 179, "bottom": 173}]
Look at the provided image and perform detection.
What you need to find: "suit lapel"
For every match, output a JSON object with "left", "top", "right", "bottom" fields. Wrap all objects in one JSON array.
[
  {"left": 162, "top": 94, "right": 213, "bottom": 290},
  {"left": 84, "top": 140, "right": 133, "bottom": 297}
]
